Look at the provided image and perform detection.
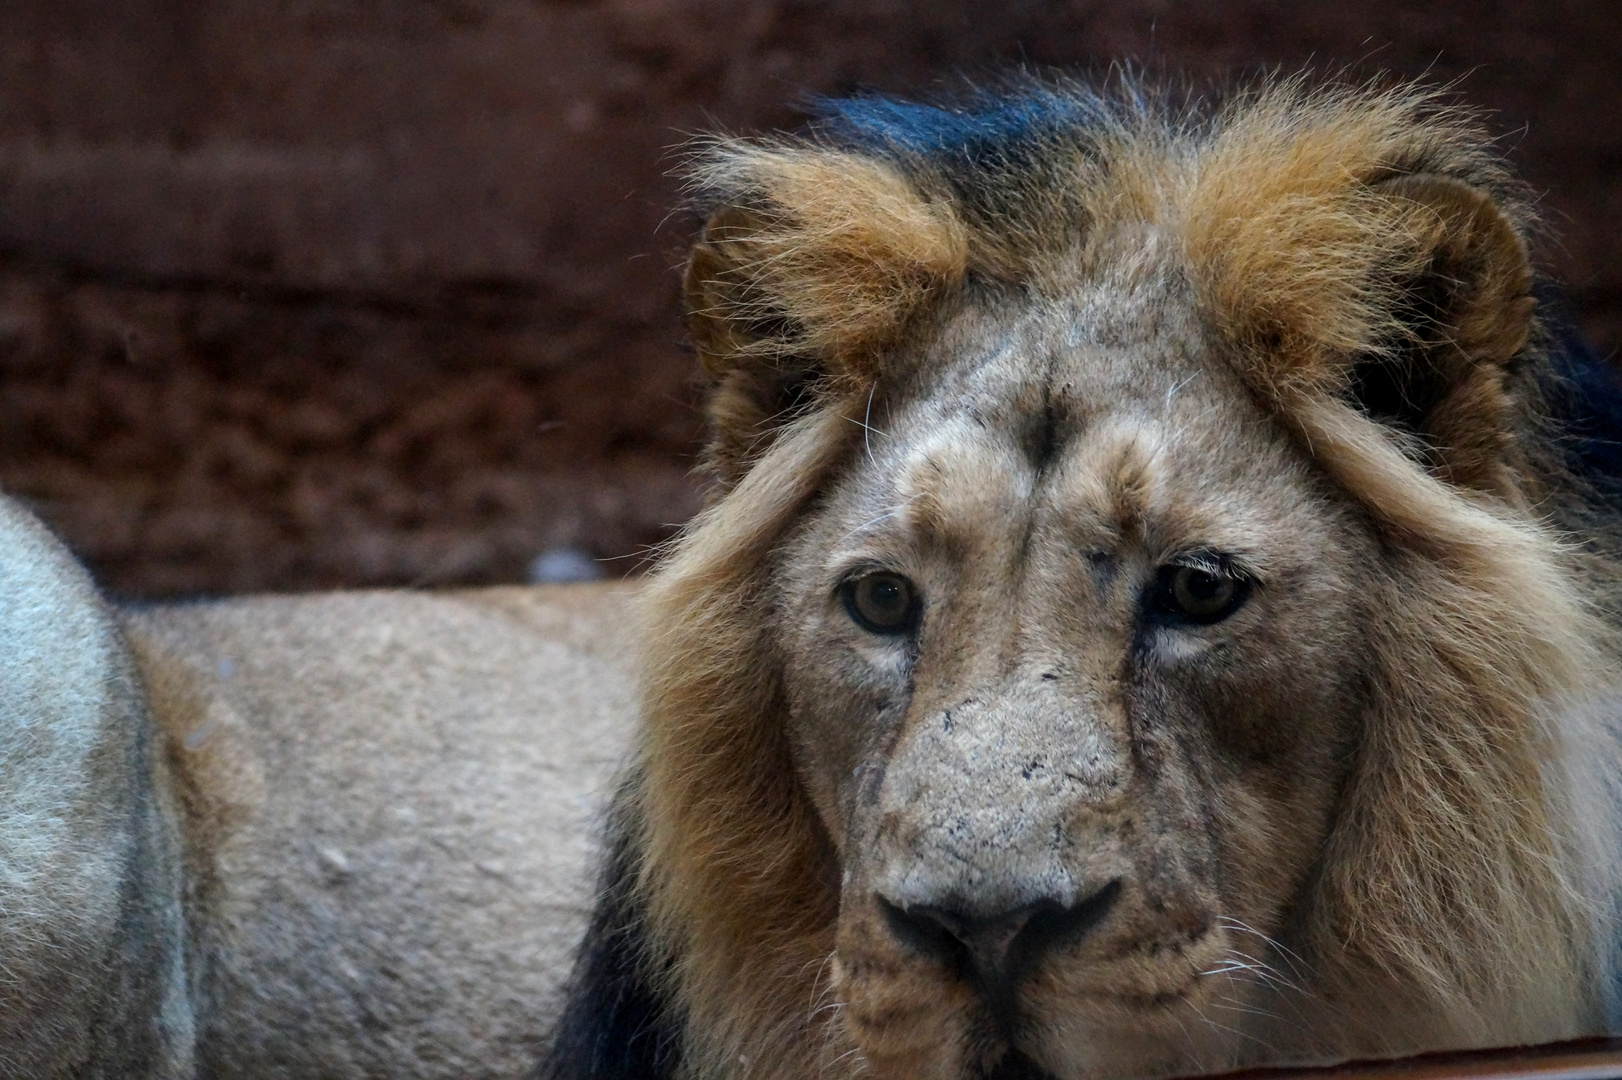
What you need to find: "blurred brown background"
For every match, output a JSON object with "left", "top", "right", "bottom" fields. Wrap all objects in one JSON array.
[{"left": 0, "top": 1, "right": 1616, "bottom": 597}]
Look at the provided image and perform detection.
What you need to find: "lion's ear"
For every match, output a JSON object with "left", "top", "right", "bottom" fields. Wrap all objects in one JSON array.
[
  {"left": 685, "top": 203, "right": 826, "bottom": 488},
  {"left": 1344, "top": 174, "right": 1536, "bottom": 493},
  {"left": 683, "top": 146, "right": 968, "bottom": 485}
]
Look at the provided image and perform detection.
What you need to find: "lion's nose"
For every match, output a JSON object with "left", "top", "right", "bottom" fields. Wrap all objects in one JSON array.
[{"left": 877, "top": 879, "right": 1121, "bottom": 997}]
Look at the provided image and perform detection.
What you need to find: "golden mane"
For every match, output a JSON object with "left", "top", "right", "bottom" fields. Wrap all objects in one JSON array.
[{"left": 587, "top": 75, "right": 1622, "bottom": 1078}]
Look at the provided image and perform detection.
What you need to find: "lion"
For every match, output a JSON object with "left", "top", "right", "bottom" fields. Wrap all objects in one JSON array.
[
  {"left": 542, "top": 76, "right": 1622, "bottom": 1080},
  {"left": 0, "top": 488, "right": 638, "bottom": 1077}
]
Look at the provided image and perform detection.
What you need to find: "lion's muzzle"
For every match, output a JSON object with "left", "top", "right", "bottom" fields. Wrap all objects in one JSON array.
[{"left": 839, "top": 675, "right": 1224, "bottom": 1075}]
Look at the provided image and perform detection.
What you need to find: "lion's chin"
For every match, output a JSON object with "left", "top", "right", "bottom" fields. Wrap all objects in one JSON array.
[
  {"left": 849, "top": 989, "right": 1235, "bottom": 1080},
  {"left": 1009, "top": 993, "right": 1245, "bottom": 1080},
  {"left": 840, "top": 918, "right": 1247, "bottom": 1080},
  {"left": 980, "top": 1050, "right": 1060, "bottom": 1080}
]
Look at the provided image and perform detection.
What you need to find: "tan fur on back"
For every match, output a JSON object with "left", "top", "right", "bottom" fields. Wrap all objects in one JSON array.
[
  {"left": 619, "top": 75, "right": 1622, "bottom": 1080},
  {"left": 123, "top": 584, "right": 638, "bottom": 1078}
]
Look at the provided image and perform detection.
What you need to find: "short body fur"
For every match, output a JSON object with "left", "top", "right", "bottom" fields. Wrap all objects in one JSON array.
[
  {"left": 0, "top": 485, "right": 642, "bottom": 1077},
  {"left": 548, "top": 75, "right": 1622, "bottom": 1080},
  {"left": 125, "top": 583, "right": 640, "bottom": 1079},
  {"left": 0, "top": 495, "right": 191, "bottom": 1078}
]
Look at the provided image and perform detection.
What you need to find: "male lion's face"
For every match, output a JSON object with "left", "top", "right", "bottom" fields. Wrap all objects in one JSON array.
[{"left": 773, "top": 264, "right": 1375, "bottom": 1079}]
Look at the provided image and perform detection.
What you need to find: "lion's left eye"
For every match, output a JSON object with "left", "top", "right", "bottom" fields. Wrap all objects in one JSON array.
[
  {"left": 842, "top": 572, "right": 918, "bottom": 635},
  {"left": 1152, "top": 563, "right": 1250, "bottom": 625}
]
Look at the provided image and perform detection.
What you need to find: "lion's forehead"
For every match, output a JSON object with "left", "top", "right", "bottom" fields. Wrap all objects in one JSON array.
[{"left": 843, "top": 297, "right": 1317, "bottom": 568}]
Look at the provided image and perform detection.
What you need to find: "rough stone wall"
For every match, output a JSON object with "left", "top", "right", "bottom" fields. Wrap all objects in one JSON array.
[{"left": 0, "top": 1, "right": 1616, "bottom": 596}]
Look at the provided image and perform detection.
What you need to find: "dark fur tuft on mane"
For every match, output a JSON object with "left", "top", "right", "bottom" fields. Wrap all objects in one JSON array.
[{"left": 536, "top": 792, "right": 680, "bottom": 1080}]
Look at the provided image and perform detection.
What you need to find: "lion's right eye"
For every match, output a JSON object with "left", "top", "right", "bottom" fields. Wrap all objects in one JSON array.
[
  {"left": 842, "top": 573, "right": 918, "bottom": 635},
  {"left": 1149, "top": 559, "right": 1251, "bottom": 626}
]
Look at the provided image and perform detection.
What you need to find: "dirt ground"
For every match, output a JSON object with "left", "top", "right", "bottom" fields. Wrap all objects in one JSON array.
[{"left": 0, "top": 1, "right": 1616, "bottom": 596}]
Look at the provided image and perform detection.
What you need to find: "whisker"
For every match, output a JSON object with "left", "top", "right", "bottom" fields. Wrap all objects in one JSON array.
[
  {"left": 1205, "top": 952, "right": 1301, "bottom": 995},
  {"left": 864, "top": 383, "right": 878, "bottom": 464},
  {"left": 843, "top": 383, "right": 886, "bottom": 465},
  {"left": 1166, "top": 372, "right": 1199, "bottom": 407},
  {"left": 835, "top": 492, "right": 926, "bottom": 545},
  {"left": 1190, "top": 993, "right": 1283, "bottom": 1056},
  {"left": 1215, "top": 916, "right": 1312, "bottom": 985},
  {"left": 803, "top": 950, "right": 838, "bottom": 1016}
]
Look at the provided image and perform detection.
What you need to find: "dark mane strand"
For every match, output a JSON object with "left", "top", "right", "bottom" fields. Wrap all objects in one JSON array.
[
  {"left": 808, "top": 80, "right": 1128, "bottom": 236},
  {"left": 1545, "top": 327, "right": 1622, "bottom": 494},
  {"left": 537, "top": 794, "right": 679, "bottom": 1080}
]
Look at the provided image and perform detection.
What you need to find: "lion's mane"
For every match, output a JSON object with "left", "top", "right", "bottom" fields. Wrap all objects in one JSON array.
[{"left": 545, "top": 75, "right": 1622, "bottom": 1079}]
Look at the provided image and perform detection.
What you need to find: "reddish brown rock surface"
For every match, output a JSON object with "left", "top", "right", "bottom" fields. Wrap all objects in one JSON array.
[{"left": 0, "top": 1, "right": 1616, "bottom": 596}]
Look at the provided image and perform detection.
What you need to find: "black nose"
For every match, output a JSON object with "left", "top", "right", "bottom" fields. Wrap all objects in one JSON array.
[{"left": 878, "top": 880, "right": 1121, "bottom": 1000}]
